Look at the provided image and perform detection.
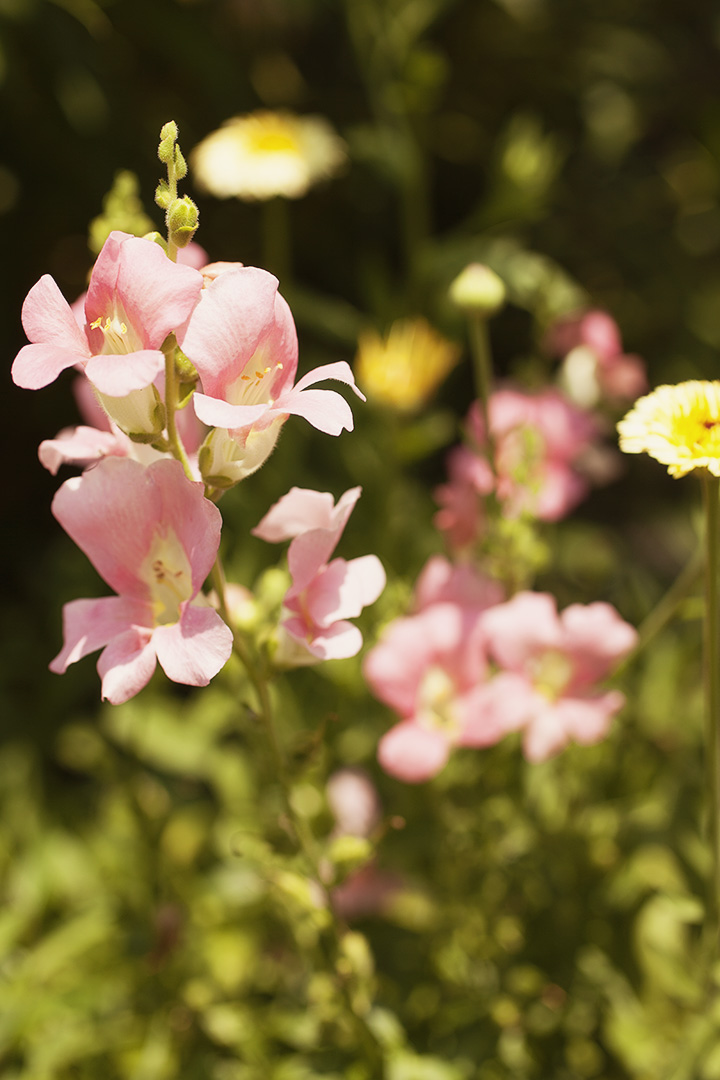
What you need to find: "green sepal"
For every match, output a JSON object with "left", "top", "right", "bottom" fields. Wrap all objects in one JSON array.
[
  {"left": 176, "top": 377, "right": 198, "bottom": 409},
  {"left": 123, "top": 400, "right": 167, "bottom": 442},
  {"left": 174, "top": 147, "right": 188, "bottom": 180},
  {"left": 143, "top": 231, "right": 167, "bottom": 251},
  {"left": 174, "top": 347, "right": 198, "bottom": 383},
  {"left": 200, "top": 471, "right": 238, "bottom": 491},
  {"left": 155, "top": 180, "right": 171, "bottom": 210}
]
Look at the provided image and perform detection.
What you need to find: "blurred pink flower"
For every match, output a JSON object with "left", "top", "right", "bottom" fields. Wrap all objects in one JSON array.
[
  {"left": 413, "top": 553, "right": 504, "bottom": 612},
  {"left": 327, "top": 767, "right": 382, "bottom": 838},
  {"left": 38, "top": 374, "right": 207, "bottom": 477},
  {"left": 433, "top": 445, "right": 493, "bottom": 552},
  {"left": 365, "top": 595, "right": 514, "bottom": 784},
  {"left": 545, "top": 308, "right": 647, "bottom": 406},
  {"left": 50, "top": 457, "right": 232, "bottom": 703},
  {"left": 253, "top": 486, "right": 386, "bottom": 661},
  {"left": 434, "top": 387, "right": 597, "bottom": 542},
  {"left": 480, "top": 592, "right": 637, "bottom": 762},
  {"left": 178, "top": 266, "right": 364, "bottom": 482},
  {"left": 12, "top": 231, "right": 203, "bottom": 397}
]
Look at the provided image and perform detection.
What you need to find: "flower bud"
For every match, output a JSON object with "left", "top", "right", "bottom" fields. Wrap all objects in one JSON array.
[
  {"left": 449, "top": 263, "right": 506, "bottom": 317},
  {"left": 167, "top": 196, "right": 199, "bottom": 248},
  {"left": 158, "top": 121, "right": 179, "bottom": 163}
]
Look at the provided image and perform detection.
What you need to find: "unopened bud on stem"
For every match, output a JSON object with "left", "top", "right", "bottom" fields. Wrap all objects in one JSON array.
[{"left": 449, "top": 263, "right": 506, "bottom": 317}]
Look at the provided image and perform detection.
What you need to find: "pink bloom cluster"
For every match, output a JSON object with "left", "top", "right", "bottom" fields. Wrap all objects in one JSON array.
[
  {"left": 253, "top": 487, "right": 386, "bottom": 662},
  {"left": 435, "top": 387, "right": 598, "bottom": 551},
  {"left": 364, "top": 557, "right": 636, "bottom": 782},
  {"left": 544, "top": 308, "right": 647, "bottom": 407},
  {"left": 12, "top": 231, "right": 370, "bottom": 701},
  {"left": 50, "top": 458, "right": 233, "bottom": 703}
]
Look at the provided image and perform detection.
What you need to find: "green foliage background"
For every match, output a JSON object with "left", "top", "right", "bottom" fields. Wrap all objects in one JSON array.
[{"left": 2, "top": 0, "right": 720, "bottom": 1076}]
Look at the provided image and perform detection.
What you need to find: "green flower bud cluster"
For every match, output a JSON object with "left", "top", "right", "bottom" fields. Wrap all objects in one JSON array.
[{"left": 156, "top": 120, "right": 199, "bottom": 251}]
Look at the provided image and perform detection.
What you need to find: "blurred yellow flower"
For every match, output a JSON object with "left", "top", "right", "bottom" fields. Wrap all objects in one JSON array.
[
  {"left": 617, "top": 380, "right": 720, "bottom": 478},
  {"left": 355, "top": 318, "right": 460, "bottom": 413},
  {"left": 190, "top": 111, "right": 347, "bottom": 201}
]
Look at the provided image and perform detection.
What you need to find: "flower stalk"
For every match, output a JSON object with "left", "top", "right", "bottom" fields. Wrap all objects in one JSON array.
[
  {"left": 703, "top": 472, "right": 720, "bottom": 955},
  {"left": 210, "top": 555, "right": 387, "bottom": 1077}
]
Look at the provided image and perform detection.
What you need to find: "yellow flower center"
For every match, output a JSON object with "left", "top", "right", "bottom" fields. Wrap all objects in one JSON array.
[
  {"left": 89, "top": 310, "right": 142, "bottom": 354},
  {"left": 618, "top": 380, "right": 720, "bottom": 478},
  {"left": 418, "top": 666, "right": 459, "bottom": 736},
  {"left": 139, "top": 528, "right": 194, "bottom": 626},
  {"left": 249, "top": 129, "right": 300, "bottom": 156},
  {"left": 529, "top": 650, "right": 573, "bottom": 701}
]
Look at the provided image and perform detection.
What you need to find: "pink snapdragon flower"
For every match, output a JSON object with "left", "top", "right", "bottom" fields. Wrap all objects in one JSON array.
[
  {"left": 364, "top": 563, "right": 510, "bottom": 783},
  {"left": 544, "top": 309, "right": 648, "bottom": 407},
  {"left": 480, "top": 592, "right": 637, "bottom": 762},
  {"left": 434, "top": 388, "right": 598, "bottom": 542},
  {"left": 50, "top": 457, "right": 233, "bottom": 704},
  {"left": 178, "top": 266, "right": 364, "bottom": 483},
  {"left": 12, "top": 231, "right": 203, "bottom": 398},
  {"left": 252, "top": 486, "right": 386, "bottom": 662}
]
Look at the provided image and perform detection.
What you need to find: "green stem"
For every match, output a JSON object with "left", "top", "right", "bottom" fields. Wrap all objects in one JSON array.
[
  {"left": 703, "top": 472, "right": 720, "bottom": 959},
  {"left": 614, "top": 546, "right": 703, "bottom": 676},
  {"left": 164, "top": 345, "right": 194, "bottom": 481},
  {"left": 211, "top": 556, "right": 386, "bottom": 1076}
]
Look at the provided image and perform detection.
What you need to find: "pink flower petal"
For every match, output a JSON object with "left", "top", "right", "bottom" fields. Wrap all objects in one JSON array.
[
  {"left": 153, "top": 604, "right": 233, "bottom": 686},
  {"left": 457, "top": 673, "right": 535, "bottom": 747},
  {"left": 284, "top": 617, "right": 364, "bottom": 660},
  {"left": 252, "top": 487, "right": 339, "bottom": 542},
  {"left": 192, "top": 393, "right": 271, "bottom": 431},
  {"left": 12, "top": 342, "right": 88, "bottom": 390},
  {"left": 85, "top": 232, "right": 203, "bottom": 351},
  {"left": 38, "top": 425, "right": 128, "bottom": 475},
  {"left": 51, "top": 458, "right": 220, "bottom": 598},
  {"left": 285, "top": 488, "right": 363, "bottom": 590},
  {"left": 560, "top": 603, "right": 637, "bottom": 687},
  {"left": 482, "top": 592, "right": 563, "bottom": 671},
  {"left": 21, "top": 274, "right": 90, "bottom": 353},
  {"left": 178, "top": 266, "right": 297, "bottom": 397},
  {"left": 378, "top": 721, "right": 451, "bottom": 783},
  {"left": 97, "top": 628, "right": 157, "bottom": 704},
  {"left": 274, "top": 362, "right": 365, "bottom": 436},
  {"left": 299, "top": 555, "right": 386, "bottom": 626},
  {"left": 414, "top": 554, "right": 503, "bottom": 612},
  {"left": 363, "top": 605, "right": 467, "bottom": 717},
  {"left": 49, "top": 595, "right": 152, "bottom": 673},
  {"left": 84, "top": 350, "right": 166, "bottom": 396}
]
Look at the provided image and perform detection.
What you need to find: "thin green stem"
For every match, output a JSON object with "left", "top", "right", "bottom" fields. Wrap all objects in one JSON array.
[
  {"left": 703, "top": 472, "right": 720, "bottom": 960},
  {"left": 211, "top": 555, "right": 386, "bottom": 1076},
  {"left": 614, "top": 546, "right": 703, "bottom": 676},
  {"left": 164, "top": 345, "right": 194, "bottom": 481}
]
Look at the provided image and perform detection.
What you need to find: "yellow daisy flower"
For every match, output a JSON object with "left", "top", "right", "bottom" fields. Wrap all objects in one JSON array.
[
  {"left": 617, "top": 380, "right": 720, "bottom": 478},
  {"left": 190, "top": 111, "right": 347, "bottom": 201},
  {"left": 354, "top": 318, "right": 461, "bottom": 413}
]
